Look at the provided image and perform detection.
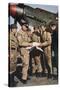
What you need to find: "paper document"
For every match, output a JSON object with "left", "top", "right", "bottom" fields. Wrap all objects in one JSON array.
[{"left": 26, "top": 46, "right": 43, "bottom": 52}]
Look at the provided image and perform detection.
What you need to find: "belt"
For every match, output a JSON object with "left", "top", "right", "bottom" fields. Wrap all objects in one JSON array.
[{"left": 11, "top": 48, "right": 16, "bottom": 50}]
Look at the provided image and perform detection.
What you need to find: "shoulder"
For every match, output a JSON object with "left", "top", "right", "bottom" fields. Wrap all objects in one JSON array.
[
  {"left": 46, "top": 32, "right": 51, "bottom": 40},
  {"left": 47, "top": 31, "right": 51, "bottom": 36},
  {"left": 17, "top": 29, "right": 23, "bottom": 35},
  {"left": 10, "top": 32, "right": 13, "bottom": 37}
]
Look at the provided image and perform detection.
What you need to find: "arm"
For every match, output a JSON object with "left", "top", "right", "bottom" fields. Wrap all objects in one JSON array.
[
  {"left": 17, "top": 32, "right": 32, "bottom": 47},
  {"left": 40, "top": 32, "right": 52, "bottom": 47},
  {"left": 20, "top": 42, "right": 32, "bottom": 47}
]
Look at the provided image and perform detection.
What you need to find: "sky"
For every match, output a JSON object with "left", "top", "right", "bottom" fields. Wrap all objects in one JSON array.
[
  {"left": 25, "top": 4, "right": 58, "bottom": 13},
  {"left": 9, "top": 4, "right": 58, "bottom": 25}
]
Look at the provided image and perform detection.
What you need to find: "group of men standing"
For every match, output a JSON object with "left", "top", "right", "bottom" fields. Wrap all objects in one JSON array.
[{"left": 9, "top": 20, "right": 56, "bottom": 87}]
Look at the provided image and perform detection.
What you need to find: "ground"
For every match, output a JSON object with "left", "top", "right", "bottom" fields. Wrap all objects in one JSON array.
[
  {"left": 13, "top": 63, "right": 58, "bottom": 87},
  {"left": 14, "top": 75, "right": 58, "bottom": 87}
]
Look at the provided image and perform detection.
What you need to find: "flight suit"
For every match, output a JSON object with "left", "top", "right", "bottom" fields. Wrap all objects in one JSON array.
[
  {"left": 17, "top": 29, "right": 32, "bottom": 80},
  {"left": 32, "top": 32, "right": 42, "bottom": 74},
  {"left": 10, "top": 32, "right": 18, "bottom": 74},
  {"left": 40, "top": 30, "right": 52, "bottom": 75}
]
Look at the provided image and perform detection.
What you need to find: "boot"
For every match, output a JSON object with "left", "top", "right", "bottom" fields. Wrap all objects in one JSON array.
[
  {"left": 21, "top": 79, "right": 27, "bottom": 84},
  {"left": 47, "top": 73, "right": 52, "bottom": 79},
  {"left": 9, "top": 72, "right": 17, "bottom": 87}
]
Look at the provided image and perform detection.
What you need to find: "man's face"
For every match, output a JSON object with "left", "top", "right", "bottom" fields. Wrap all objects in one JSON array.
[
  {"left": 34, "top": 28, "right": 39, "bottom": 33},
  {"left": 50, "top": 25, "right": 56, "bottom": 31},
  {"left": 12, "top": 28, "right": 17, "bottom": 34},
  {"left": 41, "top": 25, "right": 46, "bottom": 31},
  {"left": 22, "top": 25, "right": 28, "bottom": 31}
]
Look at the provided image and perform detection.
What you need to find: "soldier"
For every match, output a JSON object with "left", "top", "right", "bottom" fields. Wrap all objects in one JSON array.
[
  {"left": 9, "top": 24, "right": 18, "bottom": 87},
  {"left": 17, "top": 21, "right": 33, "bottom": 84},
  {"left": 39, "top": 24, "right": 52, "bottom": 78},
  {"left": 31, "top": 26, "right": 43, "bottom": 77},
  {"left": 49, "top": 21, "right": 58, "bottom": 79}
]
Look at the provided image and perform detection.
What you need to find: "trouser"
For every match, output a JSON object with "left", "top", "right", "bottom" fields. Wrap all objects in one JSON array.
[
  {"left": 8, "top": 72, "right": 15, "bottom": 87},
  {"left": 31, "top": 48, "right": 42, "bottom": 74},
  {"left": 42, "top": 51, "right": 52, "bottom": 75},
  {"left": 32, "top": 55, "right": 42, "bottom": 73},
  {"left": 53, "top": 47, "right": 58, "bottom": 76},
  {"left": 20, "top": 48, "right": 29, "bottom": 80},
  {"left": 9, "top": 49, "right": 17, "bottom": 87},
  {"left": 10, "top": 49, "right": 17, "bottom": 73}
]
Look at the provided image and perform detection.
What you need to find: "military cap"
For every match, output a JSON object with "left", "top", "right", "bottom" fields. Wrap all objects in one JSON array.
[
  {"left": 10, "top": 24, "right": 17, "bottom": 29},
  {"left": 48, "top": 21, "right": 56, "bottom": 26}
]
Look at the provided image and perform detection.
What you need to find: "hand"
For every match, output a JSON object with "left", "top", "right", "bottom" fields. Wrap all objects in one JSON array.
[
  {"left": 33, "top": 42, "right": 40, "bottom": 46},
  {"left": 39, "top": 43, "right": 42, "bottom": 47}
]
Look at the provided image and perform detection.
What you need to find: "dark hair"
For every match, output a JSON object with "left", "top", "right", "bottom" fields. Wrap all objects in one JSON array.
[{"left": 10, "top": 24, "right": 17, "bottom": 29}]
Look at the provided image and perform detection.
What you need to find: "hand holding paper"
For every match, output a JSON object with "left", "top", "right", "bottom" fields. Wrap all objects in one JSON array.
[{"left": 33, "top": 42, "right": 40, "bottom": 46}]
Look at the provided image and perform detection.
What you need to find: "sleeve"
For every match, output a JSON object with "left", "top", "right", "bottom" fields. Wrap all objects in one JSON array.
[
  {"left": 41, "top": 32, "right": 52, "bottom": 47},
  {"left": 20, "top": 42, "right": 32, "bottom": 46},
  {"left": 17, "top": 32, "right": 23, "bottom": 46}
]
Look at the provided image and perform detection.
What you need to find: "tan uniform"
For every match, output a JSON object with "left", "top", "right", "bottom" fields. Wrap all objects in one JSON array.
[
  {"left": 17, "top": 29, "right": 32, "bottom": 80},
  {"left": 32, "top": 32, "right": 42, "bottom": 73},
  {"left": 10, "top": 32, "right": 18, "bottom": 73},
  {"left": 40, "top": 30, "right": 52, "bottom": 74}
]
